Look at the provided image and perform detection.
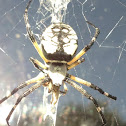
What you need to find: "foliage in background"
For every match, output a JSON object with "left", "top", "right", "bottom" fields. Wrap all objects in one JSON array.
[{"left": 6, "top": 101, "right": 126, "bottom": 126}]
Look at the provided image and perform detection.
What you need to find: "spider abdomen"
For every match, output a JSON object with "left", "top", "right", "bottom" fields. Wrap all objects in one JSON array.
[{"left": 41, "top": 23, "right": 78, "bottom": 62}]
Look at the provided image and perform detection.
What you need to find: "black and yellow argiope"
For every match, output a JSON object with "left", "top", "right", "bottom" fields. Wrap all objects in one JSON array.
[{"left": 0, "top": 0, "right": 117, "bottom": 126}]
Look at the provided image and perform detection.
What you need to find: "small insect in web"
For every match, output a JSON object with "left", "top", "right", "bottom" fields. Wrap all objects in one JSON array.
[{"left": 0, "top": 0, "right": 117, "bottom": 126}]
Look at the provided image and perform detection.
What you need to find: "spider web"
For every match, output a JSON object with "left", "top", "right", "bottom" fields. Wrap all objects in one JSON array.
[{"left": 0, "top": 0, "right": 126, "bottom": 125}]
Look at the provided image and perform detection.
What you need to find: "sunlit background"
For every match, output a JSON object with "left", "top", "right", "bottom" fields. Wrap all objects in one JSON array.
[{"left": 0, "top": 0, "right": 126, "bottom": 126}]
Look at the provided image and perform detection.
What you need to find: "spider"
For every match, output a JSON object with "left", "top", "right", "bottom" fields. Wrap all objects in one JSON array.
[{"left": 0, "top": 0, "right": 117, "bottom": 126}]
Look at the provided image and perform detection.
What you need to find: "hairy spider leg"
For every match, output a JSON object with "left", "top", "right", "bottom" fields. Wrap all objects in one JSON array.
[
  {"left": 67, "top": 58, "right": 85, "bottom": 70},
  {"left": 30, "top": 57, "right": 48, "bottom": 71},
  {"left": 63, "top": 82, "right": 68, "bottom": 95},
  {"left": 59, "top": 82, "right": 68, "bottom": 96},
  {"left": 65, "top": 79, "right": 106, "bottom": 126},
  {"left": 6, "top": 77, "right": 50, "bottom": 126},
  {"left": 67, "top": 21, "right": 100, "bottom": 65},
  {"left": 24, "top": 0, "right": 49, "bottom": 63},
  {"left": 68, "top": 74, "right": 117, "bottom": 100},
  {"left": 0, "top": 75, "right": 46, "bottom": 104}
]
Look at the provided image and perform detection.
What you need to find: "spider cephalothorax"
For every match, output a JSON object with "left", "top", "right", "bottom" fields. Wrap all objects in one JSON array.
[
  {"left": 0, "top": 0, "right": 117, "bottom": 126},
  {"left": 48, "top": 63, "right": 67, "bottom": 86}
]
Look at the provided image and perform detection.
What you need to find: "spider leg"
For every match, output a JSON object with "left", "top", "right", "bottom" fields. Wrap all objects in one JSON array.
[
  {"left": 65, "top": 79, "right": 106, "bottom": 126},
  {"left": 63, "top": 82, "right": 68, "bottom": 95},
  {"left": 67, "top": 21, "right": 100, "bottom": 65},
  {"left": 6, "top": 77, "right": 50, "bottom": 126},
  {"left": 30, "top": 57, "right": 48, "bottom": 72},
  {"left": 51, "top": 85, "right": 60, "bottom": 105},
  {"left": 24, "top": 0, "right": 49, "bottom": 63},
  {"left": 60, "top": 82, "right": 68, "bottom": 95},
  {"left": 68, "top": 74, "right": 117, "bottom": 100},
  {"left": 0, "top": 74, "right": 45, "bottom": 104},
  {"left": 67, "top": 58, "right": 85, "bottom": 70}
]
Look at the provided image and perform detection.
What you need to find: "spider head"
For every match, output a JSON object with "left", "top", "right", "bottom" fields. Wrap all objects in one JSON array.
[
  {"left": 48, "top": 63, "right": 67, "bottom": 86},
  {"left": 41, "top": 23, "right": 78, "bottom": 63}
]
